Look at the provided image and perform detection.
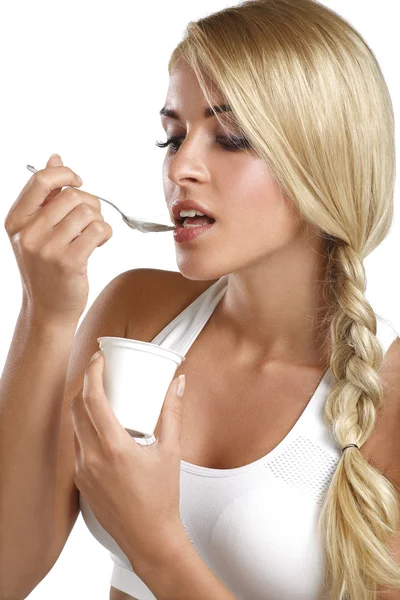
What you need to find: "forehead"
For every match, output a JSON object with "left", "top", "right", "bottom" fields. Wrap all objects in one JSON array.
[
  {"left": 168, "top": 57, "right": 215, "bottom": 95},
  {"left": 163, "top": 58, "right": 226, "bottom": 121}
]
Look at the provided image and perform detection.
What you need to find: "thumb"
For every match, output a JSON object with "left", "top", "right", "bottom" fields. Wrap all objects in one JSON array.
[
  {"left": 158, "top": 375, "right": 186, "bottom": 451},
  {"left": 42, "top": 153, "right": 64, "bottom": 207}
]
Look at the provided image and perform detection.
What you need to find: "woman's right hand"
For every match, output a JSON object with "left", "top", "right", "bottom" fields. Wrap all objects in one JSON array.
[{"left": 4, "top": 154, "right": 113, "bottom": 326}]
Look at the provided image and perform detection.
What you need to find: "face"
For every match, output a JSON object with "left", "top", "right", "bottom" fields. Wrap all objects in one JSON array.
[{"left": 160, "top": 58, "right": 311, "bottom": 282}]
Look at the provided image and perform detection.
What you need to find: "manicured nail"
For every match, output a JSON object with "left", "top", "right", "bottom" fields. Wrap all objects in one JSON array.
[{"left": 177, "top": 374, "right": 185, "bottom": 398}]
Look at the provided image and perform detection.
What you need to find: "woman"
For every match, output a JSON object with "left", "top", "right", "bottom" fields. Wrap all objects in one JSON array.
[
  {"left": 2, "top": 0, "right": 399, "bottom": 599},
  {"left": 108, "top": 0, "right": 400, "bottom": 596}
]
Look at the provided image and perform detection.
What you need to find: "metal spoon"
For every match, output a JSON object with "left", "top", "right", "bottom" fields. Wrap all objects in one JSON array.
[{"left": 26, "top": 165, "right": 176, "bottom": 233}]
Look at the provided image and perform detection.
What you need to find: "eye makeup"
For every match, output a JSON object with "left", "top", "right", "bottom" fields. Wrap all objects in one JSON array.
[{"left": 155, "top": 135, "right": 252, "bottom": 153}]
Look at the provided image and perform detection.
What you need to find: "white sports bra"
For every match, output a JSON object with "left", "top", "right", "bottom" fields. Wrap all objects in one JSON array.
[{"left": 79, "top": 274, "right": 399, "bottom": 599}]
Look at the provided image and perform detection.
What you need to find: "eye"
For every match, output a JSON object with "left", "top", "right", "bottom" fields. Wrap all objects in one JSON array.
[{"left": 155, "top": 135, "right": 252, "bottom": 154}]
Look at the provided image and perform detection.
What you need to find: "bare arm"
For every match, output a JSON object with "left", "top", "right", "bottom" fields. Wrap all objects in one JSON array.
[
  {"left": 133, "top": 526, "right": 237, "bottom": 600},
  {"left": 0, "top": 302, "right": 78, "bottom": 598}
]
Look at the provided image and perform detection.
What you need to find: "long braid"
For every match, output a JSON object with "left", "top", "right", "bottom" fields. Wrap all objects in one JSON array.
[{"left": 319, "top": 241, "right": 400, "bottom": 598}]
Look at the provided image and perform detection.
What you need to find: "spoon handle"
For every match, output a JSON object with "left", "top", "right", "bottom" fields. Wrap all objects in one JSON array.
[{"left": 26, "top": 164, "right": 126, "bottom": 215}]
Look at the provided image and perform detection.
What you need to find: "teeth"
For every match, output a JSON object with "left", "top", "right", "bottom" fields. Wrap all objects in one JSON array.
[
  {"left": 179, "top": 210, "right": 206, "bottom": 218},
  {"left": 183, "top": 223, "right": 212, "bottom": 228}
]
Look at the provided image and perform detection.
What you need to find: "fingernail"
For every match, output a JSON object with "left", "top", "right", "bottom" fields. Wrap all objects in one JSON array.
[
  {"left": 91, "top": 350, "right": 102, "bottom": 362},
  {"left": 50, "top": 153, "right": 61, "bottom": 159},
  {"left": 177, "top": 374, "right": 185, "bottom": 398}
]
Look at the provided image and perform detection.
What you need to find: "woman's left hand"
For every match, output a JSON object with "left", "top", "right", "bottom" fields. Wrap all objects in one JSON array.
[{"left": 70, "top": 349, "right": 186, "bottom": 573}]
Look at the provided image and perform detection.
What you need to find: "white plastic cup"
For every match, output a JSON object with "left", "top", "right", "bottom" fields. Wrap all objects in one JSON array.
[{"left": 97, "top": 336, "right": 185, "bottom": 438}]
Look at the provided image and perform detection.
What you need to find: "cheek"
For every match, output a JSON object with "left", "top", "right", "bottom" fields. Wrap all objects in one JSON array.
[
  {"left": 162, "top": 164, "right": 171, "bottom": 195},
  {"left": 227, "top": 165, "right": 296, "bottom": 235}
]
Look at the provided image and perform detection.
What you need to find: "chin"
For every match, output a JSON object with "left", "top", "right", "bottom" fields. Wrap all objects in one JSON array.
[{"left": 175, "top": 260, "right": 228, "bottom": 282}]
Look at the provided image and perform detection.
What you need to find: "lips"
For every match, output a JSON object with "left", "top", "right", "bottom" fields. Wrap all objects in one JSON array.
[{"left": 171, "top": 200, "right": 216, "bottom": 226}]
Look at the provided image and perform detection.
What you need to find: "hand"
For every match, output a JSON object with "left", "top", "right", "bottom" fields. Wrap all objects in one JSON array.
[
  {"left": 5, "top": 154, "right": 113, "bottom": 326},
  {"left": 70, "top": 349, "right": 187, "bottom": 572}
]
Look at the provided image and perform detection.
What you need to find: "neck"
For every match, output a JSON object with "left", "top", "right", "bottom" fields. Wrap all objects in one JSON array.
[{"left": 214, "top": 232, "right": 333, "bottom": 374}]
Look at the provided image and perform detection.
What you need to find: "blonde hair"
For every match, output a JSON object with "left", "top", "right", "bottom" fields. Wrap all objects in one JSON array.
[{"left": 167, "top": 0, "right": 399, "bottom": 597}]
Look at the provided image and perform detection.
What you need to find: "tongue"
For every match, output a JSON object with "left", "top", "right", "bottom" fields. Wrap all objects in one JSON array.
[{"left": 184, "top": 216, "right": 215, "bottom": 226}]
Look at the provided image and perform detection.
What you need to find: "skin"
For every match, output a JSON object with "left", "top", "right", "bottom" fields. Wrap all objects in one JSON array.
[
  {"left": 162, "top": 57, "right": 332, "bottom": 373},
  {"left": 110, "top": 57, "right": 400, "bottom": 599},
  {"left": 110, "top": 56, "right": 333, "bottom": 599}
]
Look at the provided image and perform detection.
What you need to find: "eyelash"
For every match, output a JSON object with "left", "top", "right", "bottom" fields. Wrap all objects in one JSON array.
[{"left": 155, "top": 135, "right": 251, "bottom": 153}]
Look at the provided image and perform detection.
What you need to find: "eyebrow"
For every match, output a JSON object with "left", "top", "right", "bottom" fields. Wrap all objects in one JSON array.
[{"left": 159, "top": 104, "right": 232, "bottom": 120}]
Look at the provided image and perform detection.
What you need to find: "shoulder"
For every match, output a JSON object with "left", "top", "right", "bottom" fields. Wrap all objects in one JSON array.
[
  {"left": 121, "top": 268, "right": 219, "bottom": 341},
  {"left": 121, "top": 268, "right": 216, "bottom": 301},
  {"left": 379, "top": 334, "right": 400, "bottom": 427},
  {"left": 377, "top": 336, "right": 400, "bottom": 575},
  {"left": 363, "top": 335, "right": 400, "bottom": 489}
]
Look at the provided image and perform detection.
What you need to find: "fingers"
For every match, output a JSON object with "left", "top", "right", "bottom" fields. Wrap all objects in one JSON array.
[
  {"left": 5, "top": 166, "right": 83, "bottom": 237},
  {"left": 18, "top": 185, "right": 103, "bottom": 251},
  {"left": 157, "top": 375, "right": 185, "bottom": 451},
  {"left": 79, "top": 352, "right": 122, "bottom": 446},
  {"left": 41, "top": 154, "right": 66, "bottom": 207},
  {"left": 29, "top": 166, "right": 82, "bottom": 210}
]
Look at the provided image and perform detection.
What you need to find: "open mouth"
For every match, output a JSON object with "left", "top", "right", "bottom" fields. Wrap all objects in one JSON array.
[{"left": 177, "top": 215, "right": 216, "bottom": 227}]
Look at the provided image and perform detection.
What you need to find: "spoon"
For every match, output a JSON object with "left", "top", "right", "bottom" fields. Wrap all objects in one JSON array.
[{"left": 26, "top": 165, "right": 176, "bottom": 233}]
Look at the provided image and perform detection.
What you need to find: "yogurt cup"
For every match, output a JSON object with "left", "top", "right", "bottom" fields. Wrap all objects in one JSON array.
[{"left": 97, "top": 336, "right": 185, "bottom": 438}]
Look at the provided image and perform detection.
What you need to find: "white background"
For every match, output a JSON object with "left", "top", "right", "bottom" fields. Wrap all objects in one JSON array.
[{"left": 0, "top": 1, "right": 399, "bottom": 598}]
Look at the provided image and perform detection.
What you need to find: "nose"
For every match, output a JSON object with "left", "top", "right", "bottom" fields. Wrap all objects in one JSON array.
[{"left": 166, "top": 135, "right": 208, "bottom": 187}]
